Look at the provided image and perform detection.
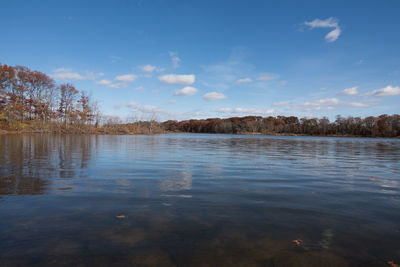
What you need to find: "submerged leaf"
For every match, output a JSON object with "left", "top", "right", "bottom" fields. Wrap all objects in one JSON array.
[
  {"left": 388, "top": 261, "right": 400, "bottom": 267},
  {"left": 292, "top": 239, "right": 303, "bottom": 246}
]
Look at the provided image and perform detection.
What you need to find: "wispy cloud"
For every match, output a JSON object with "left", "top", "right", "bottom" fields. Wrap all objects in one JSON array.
[
  {"left": 354, "top": 59, "right": 363, "bottom": 66},
  {"left": 109, "top": 56, "right": 122, "bottom": 63},
  {"left": 215, "top": 107, "right": 274, "bottom": 116},
  {"left": 140, "top": 64, "right": 164, "bottom": 73},
  {"left": 135, "top": 86, "right": 145, "bottom": 91},
  {"left": 273, "top": 101, "right": 290, "bottom": 106},
  {"left": 115, "top": 74, "right": 137, "bottom": 83},
  {"left": 174, "top": 86, "right": 198, "bottom": 96},
  {"left": 140, "top": 64, "right": 156, "bottom": 73},
  {"left": 114, "top": 101, "right": 208, "bottom": 121},
  {"left": 236, "top": 78, "right": 253, "bottom": 84},
  {"left": 115, "top": 101, "right": 164, "bottom": 115},
  {"left": 341, "top": 86, "right": 359, "bottom": 95},
  {"left": 303, "top": 17, "right": 342, "bottom": 42},
  {"left": 97, "top": 79, "right": 120, "bottom": 89},
  {"left": 347, "top": 102, "right": 369, "bottom": 107},
  {"left": 279, "top": 80, "right": 288, "bottom": 86},
  {"left": 169, "top": 51, "right": 181, "bottom": 69},
  {"left": 52, "top": 68, "right": 104, "bottom": 81},
  {"left": 203, "top": 92, "right": 227, "bottom": 101},
  {"left": 257, "top": 74, "right": 276, "bottom": 81},
  {"left": 200, "top": 47, "right": 256, "bottom": 90},
  {"left": 159, "top": 74, "right": 195, "bottom": 85},
  {"left": 97, "top": 73, "right": 137, "bottom": 88},
  {"left": 289, "top": 98, "right": 340, "bottom": 111},
  {"left": 288, "top": 97, "right": 373, "bottom": 111},
  {"left": 364, "top": 85, "right": 400, "bottom": 97}
]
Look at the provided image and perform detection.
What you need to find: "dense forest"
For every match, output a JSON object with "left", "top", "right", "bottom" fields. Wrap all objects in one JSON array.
[
  {"left": 163, "top": 115, "right": 400, "bottom": 137},
  {"left": 1, "top": 63, "right": 399, "bottom": 137}
]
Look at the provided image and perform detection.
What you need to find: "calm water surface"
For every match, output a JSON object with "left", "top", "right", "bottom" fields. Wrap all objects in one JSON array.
[{"left": 1, "top": 134, "right": 399, "bottom": 266}]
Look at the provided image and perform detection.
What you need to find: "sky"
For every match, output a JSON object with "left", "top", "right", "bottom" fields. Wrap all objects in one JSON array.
[{"left": 1, "top": 0, "right": 400, "bottom": 121}]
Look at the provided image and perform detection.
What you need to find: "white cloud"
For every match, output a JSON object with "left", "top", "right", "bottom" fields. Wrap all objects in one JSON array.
[
  {"left": 51, "top": 69, "right": 104, "bottom": 81},
  {"left": 273, "top": 101, "right": 290, "bottom": 106},
  {"left": 304, "top": 17, "right": 342, "bottom": 42},
  {"left": 364, "top": 85, "right": 400, "bottom": 97},
  {"left": 215, "top": 107, "right": 274, "bottom": 116},
  {"left": 135, "top": 86, "right": 145, "bottom": 91},
  {"left": 97, "top": 79, "right": 120, "bottom": 89},
  {"left": 159, "top": 74, "right": 195, "bottom": 85},
  {"left": 174, "top": 86, "right": 198, "bottom": 96},
  {"left": 203, "top": 92, "right": 227, "bottom": 101},
  {"left": 325, "top": 27, "right": 341, "bottom": 43},
  {"left": 168, "top": 100, "right": 176, "bottom": 104},
  {"left": 169, "top": 51, "right": 181, "bottom": 68},
  {"left": 115, "top": 74, "right": 137, "bottom": 83},
  {"left": 341, "top": 86, "right": 359, "bottom": 95},
  {"left": 236, "top": 78, "right": 253, "bottom": 84}
]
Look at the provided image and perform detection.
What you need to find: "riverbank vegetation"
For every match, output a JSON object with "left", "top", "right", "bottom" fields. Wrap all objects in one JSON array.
[{"left": 1, "top": 63, "right": 399, "bottom": 137}]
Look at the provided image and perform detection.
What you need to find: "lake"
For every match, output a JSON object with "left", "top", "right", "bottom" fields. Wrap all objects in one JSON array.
[{"left": 0, "top": 134, "right": 399, "bottom": 266}]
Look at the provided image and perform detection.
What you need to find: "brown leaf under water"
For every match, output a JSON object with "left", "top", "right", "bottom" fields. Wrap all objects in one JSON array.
[
  {"left": 292, "top": 239, "right": 303, "bottom": 246},
  {"left": 387, "top": 261, "right": 400, "bottom": 267},
  {"left": 116, "top": 215, "right": 126, "bottom": 219},
  {"left": 369, "top": 176, "right": 378, "bottom": 181}
]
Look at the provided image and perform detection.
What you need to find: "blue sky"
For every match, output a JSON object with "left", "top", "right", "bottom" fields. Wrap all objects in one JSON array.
[{"left": 1, "top": 0, "right": 399, "bottom": 121}]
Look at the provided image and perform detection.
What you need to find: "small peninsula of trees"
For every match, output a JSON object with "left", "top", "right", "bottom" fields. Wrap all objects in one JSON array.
[
  {"left": 0, "top": 63, "right": 163, "bottom": 134},
  {"left": 1, "top": 63, "right": 399, "bottom": 137},
  {"left": 0, "top": 63, "right": 99, "bottom": 131}
]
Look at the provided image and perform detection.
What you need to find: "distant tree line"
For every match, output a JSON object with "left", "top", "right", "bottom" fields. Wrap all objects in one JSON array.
[
  {"left": 163, "top": 115, "right": 400, "bottom": 137},
  {"left": 0, "top": 63, "right": 99, "bottom": 130},
  {"left": 2, "top": 63, "right": 399, "bottom": 137}
]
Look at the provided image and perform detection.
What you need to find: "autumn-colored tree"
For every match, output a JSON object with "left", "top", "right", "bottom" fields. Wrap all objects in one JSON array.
[
  {"left": 58, "top": 83, "right": 78, "bottom": 125},
  {"left": 77, "top": 91, "right": 93, "bottom": 124},
  {"left": 26, "top": 71, "right": 55, "bottom": 121}
]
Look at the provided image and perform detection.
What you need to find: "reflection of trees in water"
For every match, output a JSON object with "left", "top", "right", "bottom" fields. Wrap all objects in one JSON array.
[
  {"left": 0, "top": 134, "right": 93, "bottom": 196},
  {"left": 0, "top": 176, "right": 48, "bottom": 195}
]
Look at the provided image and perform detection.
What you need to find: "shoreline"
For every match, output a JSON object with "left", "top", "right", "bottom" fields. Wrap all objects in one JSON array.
[{"left": 1, "top": 129, "right": 399, "bottom": 138}]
